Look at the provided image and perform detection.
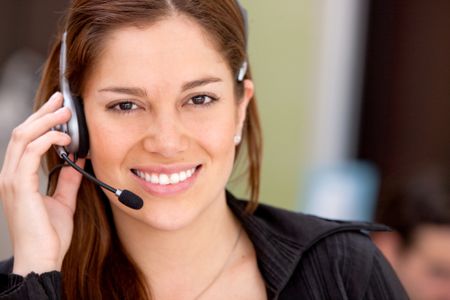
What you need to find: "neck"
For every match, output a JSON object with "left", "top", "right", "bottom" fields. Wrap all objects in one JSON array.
[{"left": 110, "top": 192, "right": 241, "bottom": 297}]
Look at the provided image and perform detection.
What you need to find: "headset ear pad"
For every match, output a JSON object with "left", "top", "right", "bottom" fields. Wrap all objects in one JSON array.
[{"left": 73, "top": 96, "right": 90, "bottom": 158}]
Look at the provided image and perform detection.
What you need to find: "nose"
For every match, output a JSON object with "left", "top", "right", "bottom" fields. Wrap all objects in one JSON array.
[{"left": 142, "top": 110, "right": 189, "bottom": 158}]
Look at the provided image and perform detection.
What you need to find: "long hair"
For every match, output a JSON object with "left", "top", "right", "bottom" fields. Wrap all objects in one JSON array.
[{"left": 35, "top": 0, "right": 262, "bottom": 299}]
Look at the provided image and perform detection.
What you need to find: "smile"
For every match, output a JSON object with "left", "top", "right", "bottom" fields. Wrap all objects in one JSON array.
[{"left": 131, "top": 166, "right": 199, "bottom": 185}]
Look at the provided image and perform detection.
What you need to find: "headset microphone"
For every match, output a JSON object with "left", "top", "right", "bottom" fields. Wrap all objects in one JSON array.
[{"left": 56, "top": 148, "right": 144, "bottom": 209}]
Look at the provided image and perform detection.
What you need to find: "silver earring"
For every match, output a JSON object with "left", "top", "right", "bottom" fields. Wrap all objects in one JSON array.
[{"left": 233, "top": 135, "right": 242, "bottom": 145}]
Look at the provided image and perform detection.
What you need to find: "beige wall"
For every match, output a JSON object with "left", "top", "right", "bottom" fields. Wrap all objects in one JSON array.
[{"left": 229, "top": 0, "right": 317, "bottom": 210}]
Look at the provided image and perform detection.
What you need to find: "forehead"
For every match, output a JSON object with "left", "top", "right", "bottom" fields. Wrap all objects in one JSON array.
[{"left": 88, "top": 15, "right": 230, "bottom": 84}]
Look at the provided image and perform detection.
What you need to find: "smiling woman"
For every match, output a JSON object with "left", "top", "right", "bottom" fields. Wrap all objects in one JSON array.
[
  {"left": 0, "top": 1, "right": 408, "bottom": 300},
  {"left": 84, "top": 19, "right": 248, "bottom": 220}
]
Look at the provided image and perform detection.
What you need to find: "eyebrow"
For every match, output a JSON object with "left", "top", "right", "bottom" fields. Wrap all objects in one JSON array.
[
  {"left": 98, "top": 77, "right": 223, "bottom": 97},
  {"left": 181, "top": 77, "right": 222, "bottom": 92},
  {"left": 98, "top": 86, "right": 147, "bottom": 97}
]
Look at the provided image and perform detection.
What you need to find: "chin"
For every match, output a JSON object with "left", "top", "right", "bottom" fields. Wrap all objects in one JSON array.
[
  {"left": 143, "top": 205, "right": 201, "bottom": 231},
  {"left": 108, "top": 191, "right": 208, "bottom": 232}
]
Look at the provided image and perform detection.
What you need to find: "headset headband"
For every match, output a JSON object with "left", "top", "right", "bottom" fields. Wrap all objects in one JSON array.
[
  {"left": 236, "top": 0, "right": 248, "bottom": 49},
  {"left": 235, "top": 0, "right": 249, "bottom": 82}
]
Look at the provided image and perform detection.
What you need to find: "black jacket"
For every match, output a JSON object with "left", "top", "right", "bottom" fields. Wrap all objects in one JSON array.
[{"left": 0, "top": 192, "right": 408, "bottom": 299}]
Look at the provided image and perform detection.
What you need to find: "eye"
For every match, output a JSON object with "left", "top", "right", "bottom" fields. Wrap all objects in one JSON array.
[
  {"left": 108, "top": 101, "right": 140, "bottom": 113},
  {"left": 187, "top": 95, "right": 217, "bottom": 106}
]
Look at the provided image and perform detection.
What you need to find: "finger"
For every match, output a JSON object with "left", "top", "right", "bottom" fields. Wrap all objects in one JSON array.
[
  {"left": 2, "top": 131, "right": 70, "bottom": 229},
  {"left": 53, "top": 157, "right": 85, "bottom": 212},
  {"left": 2, "top": 106, "right": 71, "bottom": 175},
  {"left": 14, "top": 131, "right": 71, "bottom": 191},
  {"left": 3, "top": 92, "right": 65, "bottom": 172},
  {"left": 22, "top": 92, "right": 63, "bottom": 125}
]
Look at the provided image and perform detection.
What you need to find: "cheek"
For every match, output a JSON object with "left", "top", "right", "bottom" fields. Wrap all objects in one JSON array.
[
  {"left": 187, "top": 110, "right": 237, "bottom": 160},
  {"left": 85, "top": 113, "right": 138, "bottom": 176},
  {"left": 88, "top": 123, "right": 118, "bottom": 172}
]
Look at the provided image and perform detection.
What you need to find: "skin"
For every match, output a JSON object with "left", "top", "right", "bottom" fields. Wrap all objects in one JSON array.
[
  {"left": 374, "top": 225, "right": 450, "bottom": 300},
  {"left": 1, "top": 14, "right": 267, "bottom": 299},
  {"left": 83, "top": 15, "right": 249, "bottom": 232},
  {"left": 0, "top": 92, "right": 83, "bottom": 275}
]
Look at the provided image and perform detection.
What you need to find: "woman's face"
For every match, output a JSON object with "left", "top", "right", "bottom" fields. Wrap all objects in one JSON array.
[{"left": 82, "top": 15, "right": 253, "bottom": 230}]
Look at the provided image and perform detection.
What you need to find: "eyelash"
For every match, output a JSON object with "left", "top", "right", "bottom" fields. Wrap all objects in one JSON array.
[
  {"left": 106, "top": 94, "right": 219, "bottom": 114},
  {"left": 107, "top": 101, "right": 140, "bottom": 114},
  {"left": 186, "top": 94, "right": 218, "bottom": 107}
]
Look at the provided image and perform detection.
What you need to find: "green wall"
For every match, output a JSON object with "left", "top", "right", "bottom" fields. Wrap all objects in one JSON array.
[{"left": 228, "top": 1, "right": 316, "bottom": 210}]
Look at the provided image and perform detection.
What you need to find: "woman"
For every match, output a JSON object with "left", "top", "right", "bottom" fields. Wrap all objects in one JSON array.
[{"left": 0, "top": 1, "right": 407, "bottom": 299}]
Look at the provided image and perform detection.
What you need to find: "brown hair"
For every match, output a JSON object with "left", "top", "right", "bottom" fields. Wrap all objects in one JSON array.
[
  {"left": 375, "top": 165, "right": 450, "bottom": 248},
  {"left": 35, "top": 0, "right": 262, "bottom": 299}
]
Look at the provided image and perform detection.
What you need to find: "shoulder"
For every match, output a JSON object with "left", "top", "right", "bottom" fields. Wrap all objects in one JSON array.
[
  {"left": 281, "top": 229, "right": 407, "bottom": 299},
  {"left": 250, "top": 200, "right": 387, "bottom": 270},
  {"left": 227, "top": 192, "right": 407, "bottom": 299},
  {"left": 227, "top": 191, "right": 387, "bottom": 247}
]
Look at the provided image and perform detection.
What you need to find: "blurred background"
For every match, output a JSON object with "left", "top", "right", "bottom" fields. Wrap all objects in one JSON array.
[{"left": 1, "top": 0, "right": 449, "bottom": 264}]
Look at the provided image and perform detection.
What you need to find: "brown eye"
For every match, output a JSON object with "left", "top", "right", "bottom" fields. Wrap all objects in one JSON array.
[
  {"left": 109, "top": 101, "right": 139, "bottom": 112},
  {"left": 188, "top": 95, "right": 217, "bottom": 106},
  {"left": 107, "top": 101, "right": 141, "bottom": 114},
  {"left": 117, "top": 102, "right": 136, "bottom": 110}
]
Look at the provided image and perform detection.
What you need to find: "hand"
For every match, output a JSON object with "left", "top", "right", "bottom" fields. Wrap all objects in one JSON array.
[{"left": 0, "top": 92, "right": 84, "bottom": 276}]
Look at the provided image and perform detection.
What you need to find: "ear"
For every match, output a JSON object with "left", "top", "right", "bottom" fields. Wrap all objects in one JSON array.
[{"left": 236, "top": 79, "right": 254, "bottom": 132}]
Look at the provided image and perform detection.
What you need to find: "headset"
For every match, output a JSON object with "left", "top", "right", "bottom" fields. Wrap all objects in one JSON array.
[
  {"left": 54, "top": 0, "right": 249, "bottom": 210},
  {"left": 57, "top": 31, "right": 90, "bottom": 160},
  {"left": 55, "top": 31, "right": 143, "bottom": 209}
]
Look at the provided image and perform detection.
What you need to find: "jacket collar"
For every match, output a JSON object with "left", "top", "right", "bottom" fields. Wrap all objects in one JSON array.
[{"left": 226, "top": 191, "right": 388, "bottom": 298}]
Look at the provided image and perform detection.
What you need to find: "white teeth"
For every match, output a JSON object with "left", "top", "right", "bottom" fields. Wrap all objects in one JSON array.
[
  {"left": 150, "top": 174, "right": 159, "bottom": 184},
  {"left": 135, "top": 167, "right": 198, "bottom": 185},
  {"left": 159, "top": 174, "right": 169, "bottom": 185},
  {"left": 145, "top": 173, "right": 151, "bottom": 182},
  {"left": 170, "top": 173, "right": 180, "bottom": 184}
]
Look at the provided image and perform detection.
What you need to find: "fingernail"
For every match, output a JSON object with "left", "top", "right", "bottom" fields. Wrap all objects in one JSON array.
[{"left": 49, "top": 92, "right": 62, "bottom": 103}]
